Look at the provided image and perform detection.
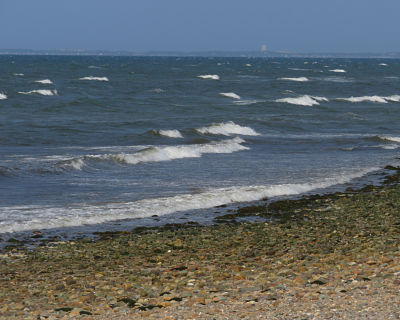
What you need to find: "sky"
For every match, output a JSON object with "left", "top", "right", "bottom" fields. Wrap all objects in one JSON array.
[{"left": 1, "top": 0, "right": 400, "bottom": 53}]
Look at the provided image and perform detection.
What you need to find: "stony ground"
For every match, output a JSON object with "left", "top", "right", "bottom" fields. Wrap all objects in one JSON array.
[{"left": 1, "top": 172, "right": 400, "bottom": 319}]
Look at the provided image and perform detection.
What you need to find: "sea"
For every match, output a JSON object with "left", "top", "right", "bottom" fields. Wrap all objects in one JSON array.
[{"left": 1, "top": 55, "right": 400, "bottom": 241}]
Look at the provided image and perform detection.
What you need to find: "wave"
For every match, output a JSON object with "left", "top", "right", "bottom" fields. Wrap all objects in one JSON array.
[
  {"left": 79, "top": 76, "right": 109, "bottom": 81},
  {"left": 0, "top": 93, "right": 7, "bottom": 100},
  {"left": 336, "top": 95, "right": 400, "bottom": 103},
  {"left": 13, "top": 73, "right": 24, "bottom": 76},
  {"left": 151, "top": 88, "right": 165, "bottom": 93},
  {"left": 196, "top": 121, "right": 259, "bottom": 136},
  {"left": 197, "top": 75, "right": 220, "bottom": 80},
  {"left": 0, "top": 167, "right": 378, "bottom": 233},
  {"left": 62, "top": 137, "right": 248, "bottom": 170},
  {"left": 220, "top": 92, "right": 241, "bottom": 99},
  {"left": 288, "top": 68, "right": 310, "bottom": 71},
  {"left": 275, "top": 95, "right": 328, "bottom": 106},
  {"left": 158, "top": 129, "right": 183, "bottom": 138},
  {"left": 379, "top": 63, "right": 388, "bottom": 66},
  {"left": 320, "top": 76, "right": 353, "bottom": 83},
  {"left": 35, "top": 79, "right": 53, "bottom": 84},
  {"left": 376, "top": 135, "right": 400, "bottom": 143},
  {"left": 233, "top": 99, "right": 260, "bottom": 106},
  {"left": 278, "top": 77, "right": 309, "bottom": 82},
  {"left": 329, "top": 69, "right": 346, "bottom": 73},
  {"left": 18, "top": 90, "right": 58, "bottom": 96}
]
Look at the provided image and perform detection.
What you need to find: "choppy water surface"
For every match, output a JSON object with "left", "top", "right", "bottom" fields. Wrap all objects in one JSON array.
[{"left": 1, "top": 56, "right": 399, "bottom": 237}]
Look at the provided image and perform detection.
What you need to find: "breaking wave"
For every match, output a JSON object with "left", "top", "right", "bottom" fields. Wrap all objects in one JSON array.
[
  {"left": 197, "top": 74, "right": 220, "bottom": 80},
  {"left": 35, "top": 79, "right": 53, "bottom": 84},
  {"left": 79, "top": 76, "right": 109, "bottom": 81},
  {"left": 18, "top": 90, "right": 58, "bottom": 96},
  {"left": 275, "top": 95, "right": 328, "bottom": 106},
  {"left": 376, "top": 135, "right": 400, "bottom": 143},
  {"left": 336, "top": 95, "right": 400, "bottom": 103},
  {"left": 62, "top": 137, "right": 248, "bottom": 170},
  {"left": 329, "top": 69, "right": 346, "bottom": 73},
  {"left": 196, "top": 122, "right": 260, "bottom": 136},
  {"left": 13, "top": 73, "right": 24, "bottom": 76},
  {"left": 379, "top": 63, "right": 388, "bottom": 66},
  {"left": 278, "top": 77, "right": 309, "bottom": 82},
  {"left": 220, "top": 92, "right": 241, "bottom": 99},
  {"left": 0, "top": 93, "right": 7, "bottom": 100},
  {"left": 158, "top": 129, "right": 183, "bottom": 138},
  {"left": 0, "top": 167, "right": 378, "bottom": 233}
]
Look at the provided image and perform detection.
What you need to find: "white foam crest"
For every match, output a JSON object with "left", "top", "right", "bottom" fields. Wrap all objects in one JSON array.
[
  {"left": 376, "top": 144, "right": 399, "bottom": 150},
  {"left": 197, "top": 74, "right": 220, "bottom": 80},
  {"left": 378, "top": 136, "right": 400, "bottom": 143},
  {"left": 385, "top": 95, "right": 400, "bottom": 102},
  {"left": 220, "top": 92, "right": 241, "bottom": 99},
  {"left": 336, "top": 96, "right": 388, "bottom": 103},
  {"left": 63, "top": 138, "right": 248, "bottom": 169},
  {"left": 13, "top": 73, "right": 24, "bottom": 76},
  {"left": 18, "top": 90, "right": 58, "bottom": 96},
  {"left": 0, "top": 167, "right": 378, "bottom": 233},
  {"left": 379, "top": 63, "right": 388, "bottom": 66},
  {"left": 320, "top": 76, "right": 353, "bottom": 83},
  {"left": 233, "top": 99, "right": 260, "bottom": 106},
  {"left": 245, "top": 64, "right": 252, "bottom": 67},
  {"left": 329, "top": 69, "right": 346, "bottom": 73},
  {"left": 79, "top": 76, "right": 109, "bottom": 81},
  {"left": 0, "top": 93, "right": 7, "bottom": 100},
  {"left": 275, "top": 95, "right": 327, "bottom": 106},
  {"left": 288, "top": 68, "right": 310, "bottom": 71},
  {"left": 35, "top": 79, "right": 53, "bottom": 84},
  {"left": 278, "top": 77, "right": 309, "bottom": 82},
  {"left": 196, "top": 122, "right": 259, "bottom": 136},
  {"left": 158, "top": 129, "right": 183, "bottom": 138}
]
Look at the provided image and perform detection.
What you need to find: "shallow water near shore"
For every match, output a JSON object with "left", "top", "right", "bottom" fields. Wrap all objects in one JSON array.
[{"left": 1, "top": 56, "right": 400, "bottom": 238}]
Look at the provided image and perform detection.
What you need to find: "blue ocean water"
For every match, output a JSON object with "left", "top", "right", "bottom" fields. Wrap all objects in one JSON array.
[{"left": 1, "top": 56, "right": 399, "bottom": 237}]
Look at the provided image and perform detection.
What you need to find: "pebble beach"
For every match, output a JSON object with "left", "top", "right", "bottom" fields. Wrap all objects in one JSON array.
[{"left": 1, "top": 168, "right": 400, "bottom": 319}]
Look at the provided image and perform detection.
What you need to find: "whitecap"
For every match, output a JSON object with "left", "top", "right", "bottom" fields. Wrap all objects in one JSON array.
[
  {"left": 0, "top": 167, "right": 378, "bottom": 233},
  {"left": 79, "top": 76, "right": 109, "bottom": 81},
  {"left": 13, "top": 73, "right": 24, "bottom": 76},
  {"left": 0, "top": 93, "right": 7, "bottom": 100},
  {"left": 336, "top": 96, "right": 388, "bottom": 103},
  {"left": 196, "top": 122, "right": 259, "bottom": 136},
  {"left": 278, "top": 77, "right": 309, "bottom": 82},
  {"left": 275, "top": 95, "right": 328, "bottom": 106},
  {"left": 288, "top": 68, "right": 310, "bottom": 71},
  {"left": 245, "top": 64, "right": 252, "bottom": 67},
  {"left": 233, "top": 99, "right": 260, "bottom": 106},
  {"left": 379, "top": 63, "right": 388, "bottom": 66},
  {"left": 62, "top": 137, "right": 248, "bottom": 170},
  {"left": 329, "top": 69, "right": 346, "bottom": 73},
  {"left": 18, "top": 90, "right": 58, "bottom": 96},
  {"left": 158, "top": 129, "right": 183, "bottom": 138},
  {"left": 378, "top": 136, "right": 400, "bottom": 143},
  {"left": 197, "top": 74, "right": 220, "bottom": 80},
  {"left": 35, "top": 79, "right": 53, "bottom": 84},
  {"left": 385, "top": 95, "right": 400, "bottom": 102},
  {"left": 219, "top": 92, "right": 241, "bottom": 99}
]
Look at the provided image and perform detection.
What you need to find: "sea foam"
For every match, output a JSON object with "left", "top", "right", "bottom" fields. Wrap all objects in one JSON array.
[
  {"left": 278, "top": 77, "right": 309, "bottom": 82},
  {"left": 79, "top": 76, "right": 109, "bottom": 81},
  {"left": 63, "top": 137, "right": 248, "bottom": 170},
  {"left": 197, "top": 75, "right": 220, "bottom": 80},
  {"left": 329, "top": 69, "right": 346, "bottom": 73},
  {"left": 35, "top": 79, "right": 53, "bottom": 84},
  {"left": 219, "top": 92, "right": 241, "bottom": 99},
  {"left": 377, "top": 136, "right": 400, "bottom": 143},
  {"left": 196, "top": 122, "right": 259, "bottom": 136},
  {"left": 158, "top": 129, "right": 183, "bottom": 138},
  {"left": 336, "top": 95, "right": 400, "bottom": 103},
  {"left": 18, "top": 90, "right": 58, "bottom": 96},
  {"left": 275, "top": 95, "right": 328, "bottom": 106},
  {"left": 0, "top": 93, "right": 7, "bottom": 100},
  {"left": 0, "top": 167, "right": 377, "bottom": 233}
]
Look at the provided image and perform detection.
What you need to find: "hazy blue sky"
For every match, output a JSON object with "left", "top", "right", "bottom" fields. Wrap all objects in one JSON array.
[{"left": 2, "top": 0, "right": 399, "bottom": 52}]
